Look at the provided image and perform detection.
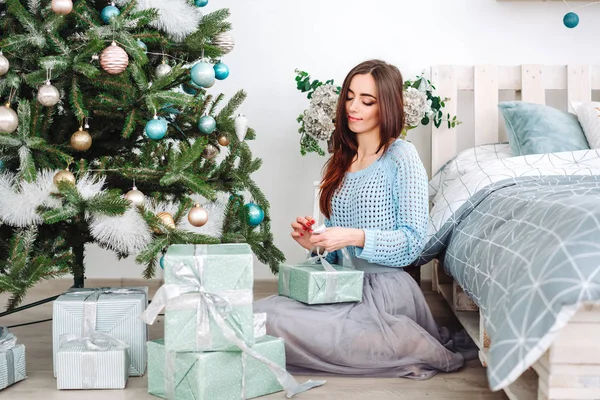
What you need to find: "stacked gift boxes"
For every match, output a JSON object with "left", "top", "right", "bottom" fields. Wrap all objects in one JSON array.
[
  {"left": 0, "top": 327, "right": 27, "bottom": 391},
  {"left": 52, "top": 286, "right": 149, "bottom": 390},
  {"left": 142, "top": 243, "right": 324, "bottom": 400}
]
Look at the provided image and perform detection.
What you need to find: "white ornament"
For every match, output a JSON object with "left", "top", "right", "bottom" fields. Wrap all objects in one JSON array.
[
  {"left": 234, "top": 114, "right": 248, "bottom": 141},
  {"left": 155, "top": 63, "right": 172, "bottom": 78},
  {"left": 0, "top": 52, "right": 9, "bottom": 76},
  {"left": 37, "top": 81, "right": 61, "bottom": 107},
  {"left": 212, "top": 32, "right": 235, "bottom": 54},
  {"left": 0, "top": 104, "right": 18, "bottom": 134}
]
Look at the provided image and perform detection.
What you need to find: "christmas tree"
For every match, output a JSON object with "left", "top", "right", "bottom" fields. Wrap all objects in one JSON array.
[{"left": 0, "top": 0, "right": 285, "bottom": 310}]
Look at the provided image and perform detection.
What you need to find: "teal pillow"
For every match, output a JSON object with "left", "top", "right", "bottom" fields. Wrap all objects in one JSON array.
[{"left": 498, "top": 101, "right": 590, "bottom": 156}]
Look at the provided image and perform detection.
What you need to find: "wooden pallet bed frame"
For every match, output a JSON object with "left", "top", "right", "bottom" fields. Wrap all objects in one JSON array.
[{"left": 430, "top": 64, "right": 600, "bottom": 400}]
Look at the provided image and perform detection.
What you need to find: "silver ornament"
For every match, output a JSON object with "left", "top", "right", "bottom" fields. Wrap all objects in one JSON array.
[
  {"left": 234, "top": 114, "right": 248, "bottom": 141},
  {"left": 0, "top": 52, "right": 9, "bottom": 77},
  {"left": 212, "top": 32, "right": 235, "bottom": 54},
  {"left": 155, "top": 63, "right": 172, "bottom": 78},
  {"left": 201, "top": 144, "right": 219, "bottom": 160},
  {"left": 0, "top": 105, "right": 18, "bottom": 134},
  {"left": 37, "top": 81, "right": 60, "bottom": 107},
  {"left": 125, "top": 187, "right": 145, "bottom": 206}
]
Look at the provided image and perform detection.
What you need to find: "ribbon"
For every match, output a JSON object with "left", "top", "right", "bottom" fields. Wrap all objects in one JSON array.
[
  {"left": 59, "top": 331, "right": 129, "bottom": 389},
  {"left": 65, "top": 287, "right": 147, "bottom": 336},
  {"left": 0, "top": 327, "right": 16, "bottom": 387},
  {"left": 253, "top": 312, "right": 267, "bottom": 339},
  {"left": 142, "top": 244, "right": 325, "bottom": 399}
]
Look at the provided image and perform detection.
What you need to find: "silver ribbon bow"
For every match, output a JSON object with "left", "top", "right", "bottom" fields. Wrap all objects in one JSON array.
[
  {"left": 0, "top": 327, "right": 16, "bottom": 387},
  {"left": 59, "top": 331, "right": 129, "bottom": 389}
]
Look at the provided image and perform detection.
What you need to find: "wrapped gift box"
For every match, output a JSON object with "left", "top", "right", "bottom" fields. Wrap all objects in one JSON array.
[
  {"left": 147, "top": 335, "right": 284, "bottom": 400},
  {"left": 0, "top": 327, "right": 26, "bottom": 390},
  {"left": 52, "top": 286, "right": 148, "bottom": 377}
]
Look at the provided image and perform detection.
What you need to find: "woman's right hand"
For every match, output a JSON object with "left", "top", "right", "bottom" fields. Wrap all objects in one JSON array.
[{"left": 290, "top": 215, "right": 316, "bottom": 251}]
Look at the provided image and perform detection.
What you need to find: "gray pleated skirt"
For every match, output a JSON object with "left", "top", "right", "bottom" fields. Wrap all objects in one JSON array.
[{"left": 254, "top": 267, "right": 477, "bottom": 380}]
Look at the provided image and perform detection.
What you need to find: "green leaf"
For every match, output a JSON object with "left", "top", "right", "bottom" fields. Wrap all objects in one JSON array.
[
  {"left": 42, "top": 206, "right": 79, "bottom": 224},
  {"left": 87, "top": 191, "right": 129, "bottom": 216}
]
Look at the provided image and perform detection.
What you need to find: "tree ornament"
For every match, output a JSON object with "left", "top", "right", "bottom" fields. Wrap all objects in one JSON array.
[
  {"left": 0, "top": 104, "right": 18, "bottom": 134},
  {"left": 37, "top": 80, "right": 60, "bottom": 107},
  {"left": 190, "top": 61, "right": 215, "bottom": 88},
  {"left": 51, "top": 0, "right": 73, "bottom": 15},
  {"left": 145, "top": 116, "right": 168, "bottom": 140},
  {"left": 155, "top": 62, "right": 172, "bottom": 78},
  {"left": 137, "top": 39, "right": 147, "bottom": 52},
  {"left": 245, "top": 202, "right": 264, "bottom": 226},
  {"left": 213, "top": 62, "right": 229, "bottom": 80},
  {"left": 100, "top": 41, "right": 129, "bottom": 74},
  {"left": 0, "top": 160, "right": 4, "bottom": 171},
  {"left": 217, "top": 134, "right": 230, "bottom": 146},
  {"left": 198, "top": 115, "right": 216, "bottom": 134},
  {"left": 563, "top": 12, "right": 579, "bottom": 28},
  {"left": 201, "top": 143, "right": 219, "bottom": 160},
  {"left": 212, "top": 32, "right": 235, "bottom": 55},
  {"left": 54, "top": 169, "right": 76, "bottom": 186},
  {"left": 182, "top": 81, "right": 201, "bottom": 95},
  {"left": 0, "top": 52, "right": 9, "bottom": 77},
  {"left": 70, "top": 127, "right": 92, "bottom": 151},
  {"left": 188, "top": 203, "right": 209, "bottom": 227},
  {"left": 125, "top": 186, "right": 145, "bottom": 206},
  {"left": 234, "top": 114, "right": 248, "bottom": 141},
  {"left": 101, "top": 4, "right": 121, "bottom": 24},
  {"left": 159, "top": 254, "right": 165, "bottom": 269},
  {"left": 195, "top": 0, "right": 209, "bottom": 7},
  {"left": 157, "top": 211, "right": 176, "bottom": 229}
]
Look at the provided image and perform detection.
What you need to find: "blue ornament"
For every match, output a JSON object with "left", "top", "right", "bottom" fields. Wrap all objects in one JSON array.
[
  {"left": 145, "top": 117, "right": 168, "bottom": 140},
  {"left": 137, "top": 39, "right": 147, "bottom": 52},
  {"left": 563, "top": 12, "right": 579, "bottom": 28},
  {"left": 213, "top": 62, "right": 230, "bottom": 80},
  {"left": 198, "top": 115, "right": 216, "bottom": 134},
  {"left": 101, "top": 5, "right": 120, "bottom": 24},
  {"left": 190, "top": 62, "right": 216, "bottom": 88},
  {"left": 0, "top": 160, "right": 4, "bottom": 171},
  {"left": 195, "top": 0, "right": 208, "bottom": 7},
  {"left": 245, "top": 202, "right": 264, "bottom": 226},
  {"left": 182, "top": 80, "right": 201, "bottom": 95},
  {"left": 159, "top": 255, "right": 165, "bottom": 269}
]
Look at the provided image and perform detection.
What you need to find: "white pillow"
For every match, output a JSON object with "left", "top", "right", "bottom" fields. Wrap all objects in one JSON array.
[{"left": 570, "top": 101, "right": 600, "bottom": 149}]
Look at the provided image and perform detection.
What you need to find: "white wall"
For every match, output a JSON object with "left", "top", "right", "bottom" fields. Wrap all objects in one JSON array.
[{"left": 84, "top": 0, "right": 600, "bottom": 281}]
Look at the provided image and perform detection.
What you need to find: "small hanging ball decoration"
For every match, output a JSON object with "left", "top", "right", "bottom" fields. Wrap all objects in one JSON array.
[
  {"left": 201, "top": 143, "right": 219, "bottom": 160},
  {"left": 198, "top": 115, "right": 216, "bottom": 134},
  {"left": 212, "top": 32, "right": 235, "bottom": 55},
  {"left": 157, "top": 211, "right": 176, "bottom": 229},
  {"left": 155, "top": 62, "right": 172, "bottom": 78},
  {"left": 188, "top": 203, "right": 209, "bottom": 227},
  {"left": 234, "top": 114, "right": 248, "bottom": 141},
  {"left": 125, "top": 186, "right": 145, "bottom": 206},
  {"left": 0, "top": 52, "right": 9, "bottom": 77},
  {"left": 53, "top": 169, "right": 76, "bottom": 186},
  {"left": 51, "top": 0, "right": 73, "bottom": 15},
  {"left": 563, "top": 12, "right": 579, "bottom": 28},
  {"left": 37, "top": 81, "right": 61, "bottom": 107},
  {"left": 101, "top": 4, "right": 120, "bottom": 24},
  {"left": 159, "top": 254, "right": 165, "bottom": 269},
  {"left": 70, "top": 127, "right": 93, "bottom": 151},
  {"left": 195, "top": 0, "right": 208, "bottom": 7},
  {"left": 0, "top": 104, "right": 18, "bottom": 134},
  {"left": 190, "top": 62, "right": 216, "bottom": 88},
  {"left": 100, "top": 41, "right": 129, "bottom": 75},
  {"left": 182, "top": 81, "right": 201, "bottom": 95},
  {"left": 137, "top": 39, "right": 147, "bottom": 53},
  {"left": 213, "top": 62, "right": 229, "bottom": 80},
  {"left": 217, "top": 134, "right": 230, "bottom": 146},
  {"left": 145, "top": 116, "right": 168, "bottom": 140},
  {"left": 245, "top": 202, "right": 264, "bottom": 227},
  {"left": 0, "top": 160, "right": 4, "bottom": 171}
]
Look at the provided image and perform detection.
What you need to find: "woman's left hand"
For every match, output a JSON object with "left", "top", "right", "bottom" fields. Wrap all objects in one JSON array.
[{"left": 309, "top": 227, "right": 364, "bottom": 253}]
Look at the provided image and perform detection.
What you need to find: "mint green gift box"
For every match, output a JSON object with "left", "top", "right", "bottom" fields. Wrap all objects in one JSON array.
[
  {"left": 160, "top": 244, "right": 255, "bottom": 352},
  {"left": 147, "top": 336, "right": 284, "bottom": 400},
  {"left": 278, "top": 262, "right": 364, "bottom": 305}
]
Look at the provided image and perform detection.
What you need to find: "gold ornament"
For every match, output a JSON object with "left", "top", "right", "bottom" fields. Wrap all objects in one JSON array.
[
  {"left": 157, "top": 212, "right": 176, "bottom": 229},
  {"left": 100, "top": 41, "right": 129, "bottom": 75},
  {"left": 0, "top": 104, "right": 18, "bottom": 134},
  {"left": 70, "top": 127, "right": 92, "bottom": 151},
  {"left": 124, "top": 187, "right": 145, "bottom": 206},
  {"left": 51, "top": 0, "right": 73, "bottom": 15},
  {"left": 217, "top": 134, "right": 230, "bottom": 146},
  {"left": 188, "top": 203, "right": 209, "bottom": 227},
  {"left": 53, "top": 169, "right": 76, "bottom": 186}
]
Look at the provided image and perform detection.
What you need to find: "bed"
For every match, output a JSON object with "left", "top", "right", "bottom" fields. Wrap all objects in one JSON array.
[{"left": 420, "top": 65, "right": 600, "bottom": 400}]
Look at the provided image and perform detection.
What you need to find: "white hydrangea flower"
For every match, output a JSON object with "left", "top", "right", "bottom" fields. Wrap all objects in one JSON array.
[
  {"left": 302, "top": 84, "right": 338, "bottom": 141},
  {"left": 403, "top": 87, "right": 432, "bottom": 127}
]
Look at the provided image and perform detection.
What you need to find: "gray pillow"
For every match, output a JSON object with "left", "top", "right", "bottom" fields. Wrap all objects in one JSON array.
[{"left": 498, "top": 101, "right": 590, "bottom": 156}]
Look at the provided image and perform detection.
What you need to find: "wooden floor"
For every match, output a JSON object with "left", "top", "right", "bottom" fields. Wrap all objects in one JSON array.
[{"left": 0, "top": 278, "right": 507, "bottom": 400}]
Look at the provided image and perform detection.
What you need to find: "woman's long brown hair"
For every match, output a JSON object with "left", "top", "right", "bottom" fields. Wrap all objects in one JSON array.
[{"left": 319, "top": 60, "right": 405, "bottom": 218}]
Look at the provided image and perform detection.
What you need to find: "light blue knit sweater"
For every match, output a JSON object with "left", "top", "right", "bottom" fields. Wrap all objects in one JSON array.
[{"left": 324, "top": 139, "right": 429, "bottom": 267}]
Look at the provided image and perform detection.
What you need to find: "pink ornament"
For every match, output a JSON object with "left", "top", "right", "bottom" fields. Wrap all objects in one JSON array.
[
  {"left": 100, "top": 41, "right": 129, "bottom": 75},
  {"left": 51, "top": 0, "right": 73, "bottom": 15}
]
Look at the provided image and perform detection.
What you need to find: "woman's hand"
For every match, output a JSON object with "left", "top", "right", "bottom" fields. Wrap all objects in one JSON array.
[
  {"left": 290, "top": 215, "right": 316, "bottom": 251},
  {"left": 309, "top": 227, "right": 365, "bottom": 253}
]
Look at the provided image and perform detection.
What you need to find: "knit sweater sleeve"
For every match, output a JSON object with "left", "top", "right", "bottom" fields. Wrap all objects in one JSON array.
[{"left": 354, "top": 142, "right": 429, "bottom": 266}]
